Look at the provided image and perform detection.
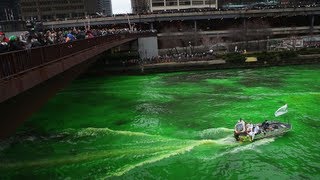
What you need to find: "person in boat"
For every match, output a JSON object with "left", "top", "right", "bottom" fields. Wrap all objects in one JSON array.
[
  {"left": 235, "top": 118, "right": 246, "bottom": 133},
  {"left": 261, "top": 120, "right": 270, "bottom": 131},
  {"left": 248, "top": 124, "right": 260, "bottom": 141},
  {"left": 234, "top": 118, "right": 246, "bottom": 141},
  {"left": 246, "top": 123, "right": 253, "bottom": 133}
]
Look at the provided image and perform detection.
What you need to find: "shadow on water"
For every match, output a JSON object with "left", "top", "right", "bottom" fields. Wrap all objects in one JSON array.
[
  {"left": 239, "top": 68, "right": 285, "bottom": 88},
  {"left": 162, "top": 71, "right": 239, "bottom": 86}
]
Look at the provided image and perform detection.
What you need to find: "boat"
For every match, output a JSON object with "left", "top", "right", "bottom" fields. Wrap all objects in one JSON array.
[
  {"left": 234, "top": 120, "right": 292, "bottom": 142},
  {"left": 234, "top": 104, "right": 292, "bottom": 142}
]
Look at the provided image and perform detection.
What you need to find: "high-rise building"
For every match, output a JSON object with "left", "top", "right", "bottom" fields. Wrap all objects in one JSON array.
[
  {"left": 0, "top": 0, "right": 20, "bottom": 21},
  {"left": 20, "top": 0, "right": 103, "bottom": 21},
  {"left": 149, "top": 0, "right": 218, "bottom": 12},
  {"left": 100, "top": 0, "right": 113, "bottom": 16},
  {"left": 131, "top": 0, "right": 150, "bottom": 13}
]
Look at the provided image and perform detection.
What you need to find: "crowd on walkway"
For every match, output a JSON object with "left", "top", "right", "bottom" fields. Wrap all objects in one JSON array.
[
  {"left": 0, "top": 28, "right": 155, "bottom": 54},
  {"left": 121, "top": 51, "right": 217, "bottom": 67}
]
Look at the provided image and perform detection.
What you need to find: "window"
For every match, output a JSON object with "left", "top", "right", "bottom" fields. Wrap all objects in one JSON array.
[
  {"left": 166, "top": 0, "right": 178, "bottom": 6},
  {"left": 192, "top": 0, "right": 204, "bottom": 5},
  {"left": 180, "top": 0, "right": 191, "bottom": 6},
  {"left": 152, "top": 0, "right": 164, "bottom": 7}
]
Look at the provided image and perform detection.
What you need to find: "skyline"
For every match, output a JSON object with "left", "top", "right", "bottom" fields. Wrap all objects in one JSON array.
[{"left": 112, "top": 0, "right": 132, "bottom": 14}]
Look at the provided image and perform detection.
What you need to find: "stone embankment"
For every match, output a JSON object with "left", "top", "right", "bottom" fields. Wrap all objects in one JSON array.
[{"left": 92, "top": 54, "right": 320, "bottom": 75}]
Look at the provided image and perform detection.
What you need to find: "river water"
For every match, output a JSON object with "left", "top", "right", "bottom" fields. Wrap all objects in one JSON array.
[{"left": 0, "top": 65, "right": 319, "bottom": 179}]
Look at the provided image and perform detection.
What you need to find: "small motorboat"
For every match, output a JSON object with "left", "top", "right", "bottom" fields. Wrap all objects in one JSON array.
[{"left": 234, "top": 120, "right": 292, "bottom": 142}]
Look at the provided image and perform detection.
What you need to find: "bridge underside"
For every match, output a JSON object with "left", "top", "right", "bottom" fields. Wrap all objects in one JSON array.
[
  {"left": 0, "top": 37, "right": 135, "bottom": 104},
  {"left": 0, "top": 57, "right": 95, "bottom": 139}
]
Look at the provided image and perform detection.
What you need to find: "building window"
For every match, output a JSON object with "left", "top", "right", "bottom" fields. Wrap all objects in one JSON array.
[
  {"left": 152, "top": 0, "right": 164, "bottom": 7},
  {"left": 180, "top": 0, "right": 191, "bottom": 6},
  {"left": 192, "top": 0, "right": 204, "bottom": 5},
  {"left": 205, "top": 0, "right": 216, "bottom": 5},
  {"left": 166, "top": 0, "right": 177, "bottom": 6}
]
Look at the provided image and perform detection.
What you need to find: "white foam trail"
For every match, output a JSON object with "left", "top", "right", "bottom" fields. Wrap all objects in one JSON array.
[
  {"left": 201, "top": 127, "right": 234, "bottom": 134},
  {"left": 206, "top": 92, "right": 320, "bottom": 97},
  {"left": 105, "top": 133, "right": 239, "bottom": 178},
  {"left": 199, "top": 127, "right": 234, "bottom": 139},
  {"left": 71, "top": 127, "right": 158, "bottom": 138},
  {"left": 214, "top": 135, "right": 238, "bottom": 145},
  {"left": 228, "top": 137, "right": 275, "bottom": 154},
  {"left": 105, "top": 139, "right": 215, "bottom": 178},
  {"left": 202, "top": 137, "right": 275, "bottom": 161}
]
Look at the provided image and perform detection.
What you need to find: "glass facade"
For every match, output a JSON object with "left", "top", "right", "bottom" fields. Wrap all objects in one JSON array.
[{"left": 20, "top": 0, "right": 105, "bottom": 20}]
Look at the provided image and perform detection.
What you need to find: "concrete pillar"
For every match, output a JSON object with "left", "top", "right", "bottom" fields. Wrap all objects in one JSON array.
[
  {"left": 243, "top": 18, "right": 248, "bottom": 49},
  {"left": 150, "top": 22, "right": 154, "bottom": 30},
  {"left": 138, "top": 36, "right": 158, "bottom": 59},
  {"left": 194, "top": 20, "right": 197, "bottom": 32},
  {"left": 310, "top": 15, "right": 315, "bottom": 33}
]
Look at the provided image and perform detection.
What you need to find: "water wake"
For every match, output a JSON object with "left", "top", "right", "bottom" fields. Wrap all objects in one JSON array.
[
  {"left": 207, "top": 92, "right": 320, "bottom": 97},
  {"left": 0, "top": 127, "right": 245, "bottom": 178},
  {"left": 105, "top": 139, "right": 216, "bottom": 178},
  {"left": 71, "top": 127, "right": 157, "bottom": 138},
  {"left": 202, "top": 137, "right": 275, "bottom": 161}
]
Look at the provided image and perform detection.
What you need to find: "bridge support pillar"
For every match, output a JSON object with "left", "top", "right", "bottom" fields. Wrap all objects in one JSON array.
[
  {"left": 150, "top": 22, "right": 154, "bottom": 30},
  {"left": 310, "top": 15, "right": 315, "bottom": 34},
  {"left": 138, "top": 36, "right": 158, "bottom": 59},
  {"left": 194, "top": 20, "right": 197, "bottom": 32}
]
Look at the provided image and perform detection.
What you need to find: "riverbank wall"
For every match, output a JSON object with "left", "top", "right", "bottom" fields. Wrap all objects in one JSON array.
[{"left": 89, "top": 54, "right": 320, "bottom": 75}]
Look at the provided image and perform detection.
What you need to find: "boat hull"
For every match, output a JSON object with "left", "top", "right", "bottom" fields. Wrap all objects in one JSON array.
[{"left": 235, "top": 121, "right": 292, "bottom": 142}]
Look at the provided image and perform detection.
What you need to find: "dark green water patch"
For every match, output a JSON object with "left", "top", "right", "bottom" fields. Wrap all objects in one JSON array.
[
  {"left": 162, "top": 71, "right": 241, "bottom": 86},
  {"left": 239, "top": 68, "right": 285, "bottom": 88}
]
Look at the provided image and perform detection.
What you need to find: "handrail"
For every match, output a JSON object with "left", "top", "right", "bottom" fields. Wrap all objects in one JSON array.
[{"left": 0, "top": 32, "right": 156, "bottom": 79}]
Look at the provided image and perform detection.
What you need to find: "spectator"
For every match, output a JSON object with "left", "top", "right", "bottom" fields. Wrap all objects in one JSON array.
[
  {"left": 65, "top": 33, "right": 75, "bottom": 43},
  {"left": 0, "top": 32, "right": 9, "bottom": 43},
  {"left": 86, "top": 30, "right": 94, "bottom": 39},
  {"left": 0, "top": 32, "right": 9, "bottom": 53},
  {"left": 8, "top": 36, "right": 24, "bottom": 51}
]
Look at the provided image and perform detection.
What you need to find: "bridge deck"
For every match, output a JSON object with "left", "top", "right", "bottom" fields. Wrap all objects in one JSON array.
[
  {"left": 43, "top": 7, "right": 320, "bottom": 28},
  {"left": 0, "top": 33, "right": 155, "bottom": 103}
]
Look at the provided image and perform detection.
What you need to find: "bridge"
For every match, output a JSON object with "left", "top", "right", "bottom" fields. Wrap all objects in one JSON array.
[
  {"left": 158, "top": 26, "right": 320, "bottom": 38},
  {"left": 43, "top": 7, "right": 320, "bottom": 28},
  {"left": 0, "top": 32, "right": 157, "bottom": 104}
]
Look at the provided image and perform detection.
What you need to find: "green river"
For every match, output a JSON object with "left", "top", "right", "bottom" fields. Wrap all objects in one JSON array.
[{"left": 0, "top": 65, "right": 319, "bottom": 179}]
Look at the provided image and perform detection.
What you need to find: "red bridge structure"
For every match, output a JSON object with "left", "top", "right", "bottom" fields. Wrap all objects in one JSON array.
[
  {"left": 0, "top": 32, "right": 157, "bottom": 138},
  {"left": 0, "top": 32, "right": 156, "bottom": 103}
]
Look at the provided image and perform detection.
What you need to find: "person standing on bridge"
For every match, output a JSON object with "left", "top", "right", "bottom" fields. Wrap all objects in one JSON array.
[
  {"left": 0, "top": 32, "right": 9, "bottom": 53},
  {"left": 65, "top": 33, "right": 75, "bottom": 43}
]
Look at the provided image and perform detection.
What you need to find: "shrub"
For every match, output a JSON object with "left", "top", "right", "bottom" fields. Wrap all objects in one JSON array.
[
  {"left": 256, "top": 52, "right": 277, "bottom": 62},
  {"left": 298, "top": 48, "right": 320, "bottom": 55},
  {"left": 277, "top": 51, "right": 298, "bottom": 59},
  {"left": 224, "top": 53, "right": 246, "bottom": 64}
]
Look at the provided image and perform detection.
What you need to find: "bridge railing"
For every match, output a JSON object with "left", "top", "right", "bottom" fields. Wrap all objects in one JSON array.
[{"left": 0, "top": 32, "right": 155, "bottom": 80}]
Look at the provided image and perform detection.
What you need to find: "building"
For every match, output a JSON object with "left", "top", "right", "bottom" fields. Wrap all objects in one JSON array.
[
  {"left": 150, "top": 0, "right": 218, "bottom": 12},
  {"left": 100, "top": 0, "right": 113, "bottom": 16},
  {"left": 131, "top": 0, "right": 150, "bottom": 13},
  {"left": 20, "top": 0, "right": 102, "bottom": 21},
  {"left": 0, "top": 0, "right": 20, "bottom": 21}
]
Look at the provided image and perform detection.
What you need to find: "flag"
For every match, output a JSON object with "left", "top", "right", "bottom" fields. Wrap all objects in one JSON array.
[{"left": 275, "top": 104, "right": 288, "bottom": 117}]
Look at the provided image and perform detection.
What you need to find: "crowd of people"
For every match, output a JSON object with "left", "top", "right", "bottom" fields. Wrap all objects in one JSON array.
[
  {"left": 0, "top": 28, "right": 155, "bottom": 54},
  {"left": 143, "top": 51, "right": 216, "bottom": 64},
  {"left": 120, "top": 51, "right": 217, "bottom": 67}
]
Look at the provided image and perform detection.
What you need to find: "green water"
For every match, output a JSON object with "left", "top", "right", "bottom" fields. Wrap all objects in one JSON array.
[{"left": 1, "top": 65, "right": 320, "bottom": 179}]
